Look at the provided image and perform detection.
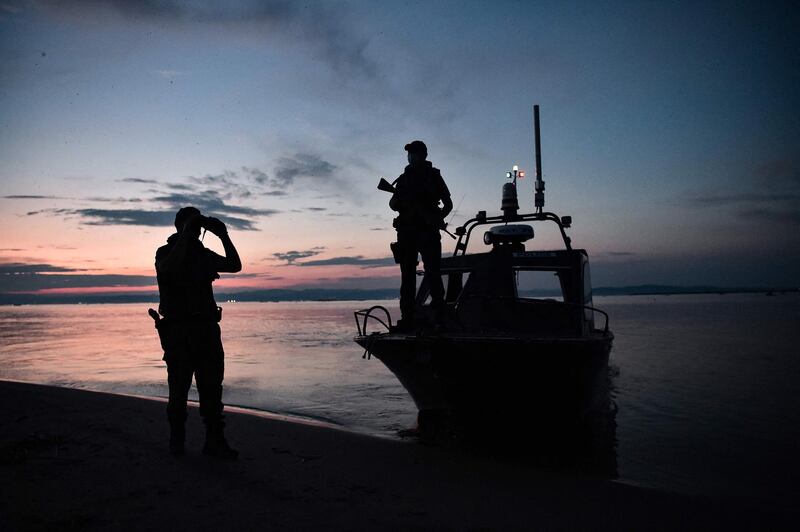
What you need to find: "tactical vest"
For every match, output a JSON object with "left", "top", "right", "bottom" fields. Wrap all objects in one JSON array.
[
  {"left": 156, "top": 235, "right": 220, "bottom": 321},
  {"left": 394, "top": 163, "right": 444, "bottom": 230}
]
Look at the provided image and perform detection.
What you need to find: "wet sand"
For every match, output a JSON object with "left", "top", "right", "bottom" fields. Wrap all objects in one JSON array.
[{"left": 0, "top": 380, "right": 791, "bottom": 531}]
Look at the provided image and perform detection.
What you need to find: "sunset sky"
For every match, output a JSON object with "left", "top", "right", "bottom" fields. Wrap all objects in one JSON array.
[{"left": 1, "top": 0, "right": 798, "bottom": 299}]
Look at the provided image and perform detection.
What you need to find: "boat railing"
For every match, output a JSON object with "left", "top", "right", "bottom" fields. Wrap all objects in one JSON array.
[
  {"left": 454, "top": 295, "right": 610, "bottom": 334},
  {"left": 354, "top": 305, "right": 393, "bottom": 336},
  {"left": 453, "top": 210, "right": 572, "bottom": 257},
  {"left": 513, "top": 299, "right": 610, "bottom": 334},
  {"left": 583, "top": 305, "right": 610, "bottom": 333},
  {"left": 354, "top": 298, "right": 608, "bottom": 336}
]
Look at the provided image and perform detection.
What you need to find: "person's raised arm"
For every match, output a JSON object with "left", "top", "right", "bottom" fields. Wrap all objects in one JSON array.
[
  {"left": 206, "top": 218, "right": 242, "bottom": 273},
  {"left": 156, "top": 215, "right": 201, "bottom": 273}
]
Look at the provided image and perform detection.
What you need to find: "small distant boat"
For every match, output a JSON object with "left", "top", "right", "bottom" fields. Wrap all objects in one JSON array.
[{"left": 355, "top": 106, "right": 614, "bottom": 453}]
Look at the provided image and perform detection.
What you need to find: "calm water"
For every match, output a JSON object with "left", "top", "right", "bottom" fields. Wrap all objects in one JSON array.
[{"left": 1, "top": 294, "right": 798, "bottom": 505}]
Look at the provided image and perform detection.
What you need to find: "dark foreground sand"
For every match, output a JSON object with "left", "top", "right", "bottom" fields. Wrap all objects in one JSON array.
[{"left": 0, "top": 381, "right": 792, "bottom": 531}]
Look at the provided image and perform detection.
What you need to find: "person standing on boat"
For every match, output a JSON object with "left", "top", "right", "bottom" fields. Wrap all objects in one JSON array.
[
  {"left": 390, "top": 140, "right": 453, "bottom": 331},
  {"left": 154, "top": 206, "right": 241, "bottom": 459}
]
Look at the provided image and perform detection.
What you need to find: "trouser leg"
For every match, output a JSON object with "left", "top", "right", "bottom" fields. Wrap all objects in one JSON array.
[
  {"left": 193, "top": 324, "right": 225, "bottom": 425},
  {"left": 166, "top": 355, "right": 192, "bottom": 454},
  {"left": 399, "top": 260, "right": 418, "bottom": 321},
  {"left": 166, "top": 359, "right": 193, "bottom": 426},
  {"left": 193, "top": 323, "right": 237, "bottom": 459},
  {"left": 398, "top": 233, "right": 419, "bottom": 321},
  {"left": 420, "top": 236, "right": 444, "bottom": 307}
]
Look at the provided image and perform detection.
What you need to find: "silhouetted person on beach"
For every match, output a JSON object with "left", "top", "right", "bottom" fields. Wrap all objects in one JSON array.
[
  {"left": 390, "top": 140, "right": 453, "bottom": 331},
  {"left": 154, "top": 207, "right": 242, "bottom": 458}
]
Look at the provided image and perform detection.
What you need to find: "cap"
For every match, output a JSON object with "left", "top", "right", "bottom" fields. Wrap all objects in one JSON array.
[{"left": 404, "top": 140, "right": 427, "bottom": 155}]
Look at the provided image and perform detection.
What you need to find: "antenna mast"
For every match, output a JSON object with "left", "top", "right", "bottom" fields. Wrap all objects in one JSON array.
[{"left": 533, "top": 105, "right": 545, "bottom": 213}]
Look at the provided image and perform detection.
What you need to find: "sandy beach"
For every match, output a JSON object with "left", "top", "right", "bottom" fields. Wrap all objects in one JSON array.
[{"left": 0, "top": 380, "right": 791, "bottom": 531}]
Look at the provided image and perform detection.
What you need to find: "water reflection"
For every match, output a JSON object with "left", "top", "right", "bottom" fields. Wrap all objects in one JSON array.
[
  {"left": 2, "top": 294, "right": 799, "bottom": 502},
  {"left": 452, "top": 362, "right": 618, "bottom": 479},
  {"left": 0, "top": 302, "right": 418, "bottom": 434}
]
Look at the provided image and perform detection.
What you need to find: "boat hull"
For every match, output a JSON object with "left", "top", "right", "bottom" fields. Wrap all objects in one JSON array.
[{"left": 356, "top": 332, "right": 615, "bottom": 462}]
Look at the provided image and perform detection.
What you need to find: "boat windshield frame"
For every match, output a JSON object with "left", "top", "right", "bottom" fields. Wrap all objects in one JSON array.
[{"left": 453, "top": 211, "right": 572, "bottom": 257}]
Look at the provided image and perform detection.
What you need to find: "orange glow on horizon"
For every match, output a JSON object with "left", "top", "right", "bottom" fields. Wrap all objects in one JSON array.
[
  {"left": 9, "top": 285, "right": 159, "bottom": 296},
  {"left": 10, "top": 267, "right": 397, "bottom": 296}
]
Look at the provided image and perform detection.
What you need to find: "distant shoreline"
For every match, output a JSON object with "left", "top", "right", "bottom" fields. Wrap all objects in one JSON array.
[
  {"left": 0, "top": 285, "right": 797, "bottom": 306},
  {"left": 594, "top": 285, "right": 799, "bottom": 297}
]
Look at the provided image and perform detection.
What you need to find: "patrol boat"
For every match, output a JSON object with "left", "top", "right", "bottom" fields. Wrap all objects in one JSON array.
[{"left": 354, "top": 106, "right": 614, "bottom": 454}]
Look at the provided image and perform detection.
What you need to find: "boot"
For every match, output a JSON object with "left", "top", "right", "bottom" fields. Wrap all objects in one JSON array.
[
  {"left": 202, "top": 419, "right": 239, "bottom": 460},
  {"left": 169, "top": 422, "right": 185, "bottom": 456}
]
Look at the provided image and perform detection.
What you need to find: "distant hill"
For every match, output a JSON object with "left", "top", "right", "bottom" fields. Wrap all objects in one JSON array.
[
  {"left": 0, "top": 285, "right": 796, "bottom": 306},
  {"left": 592, "top": 285, "right": 798, "bottom": 296}
]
